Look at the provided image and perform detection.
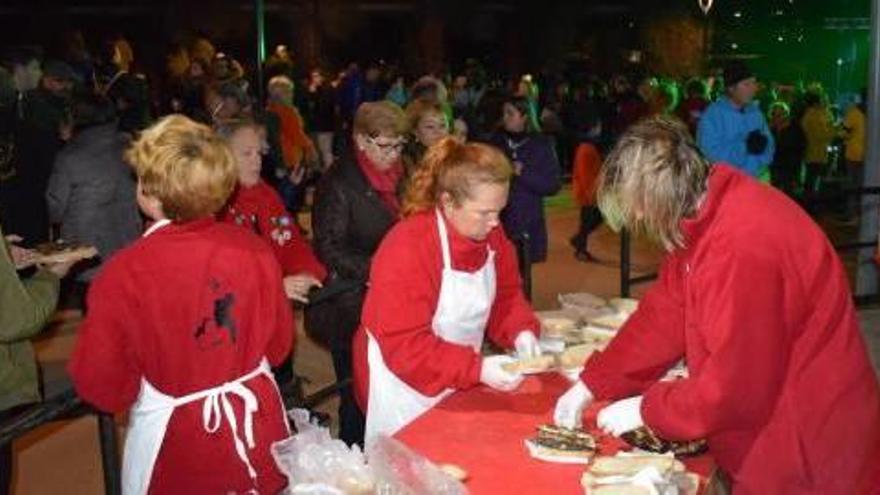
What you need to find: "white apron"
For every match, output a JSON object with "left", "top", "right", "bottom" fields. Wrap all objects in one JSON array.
[
  {"left": 365, "top": 209, "right": 497, "bottom": 443},
  {"left": 122, "top": 219, "right": 288, "bottom": 495}
]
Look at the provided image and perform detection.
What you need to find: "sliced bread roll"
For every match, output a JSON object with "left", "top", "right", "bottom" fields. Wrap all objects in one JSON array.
[
  {"left": 589, "top": 455, "right": 685, "bottom": 477},
  {"left": 559, "top": 344, "right": 597, "bottom": 370},
  {"left": 581, "top": 471, "right": 651, "bottom": 495},
  {"left": 501, "top": 354, "right": 556, "bottom": 374}
]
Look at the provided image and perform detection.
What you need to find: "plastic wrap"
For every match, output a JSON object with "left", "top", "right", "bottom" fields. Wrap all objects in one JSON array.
[
  {"left": 272, "top": 410, "right": 468, "bottom": 494},
  {"left": 366, "top": 435, "right": 468, "bottom": 495},
  {"left": 272, "top": 409, "right": 374, "bottom": 494}
]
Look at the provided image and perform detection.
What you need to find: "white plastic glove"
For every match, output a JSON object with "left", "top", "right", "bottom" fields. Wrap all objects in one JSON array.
[
  {"left": 596, "top": 395, "right": 644, "bottom": 436},
  {"left": 480, "top": 355, "right": 525, "bottom": 392},
  {"left": 553, "top": 381, "right": 593, "bottom": 429},
  {"left": 514, "top": 331, "right": 542, "bottom": 359}
]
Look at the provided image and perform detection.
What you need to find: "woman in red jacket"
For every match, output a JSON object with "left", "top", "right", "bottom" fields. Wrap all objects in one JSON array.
[
  {"left": 217, "top": 119, "right": 327, "bottom": 387},
  {"left": 554, "top": 116, "right": 880, "bottom": 494},
  {"left": 352, "top": 137, "right": 543, "bottom": 443},
  {"left": 69, "top": 115, "right": 293, "bottom": 494}
]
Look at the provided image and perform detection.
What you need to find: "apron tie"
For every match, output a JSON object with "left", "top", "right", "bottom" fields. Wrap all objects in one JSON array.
[
  {"left": 200, "top": 381, "right": 261, "bottom": 480},
  {"left": 172, "top": 361, "right": 269, "bottom": 482}
]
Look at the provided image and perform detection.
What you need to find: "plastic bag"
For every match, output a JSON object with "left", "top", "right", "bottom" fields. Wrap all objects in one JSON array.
[
  {"left": 273, "top": 411, "right": 467, "bottom": 494},
  {"left": 367, "top": 435, "right": 468, "bottom": 495},
  {"left": 272, "top": 409, "right": 374, "bottom": 494}
]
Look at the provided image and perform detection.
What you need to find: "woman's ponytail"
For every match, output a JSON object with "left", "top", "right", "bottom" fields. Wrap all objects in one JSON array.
[
  {"left": 401, "top": 137, "right": 513, "bottom": 217},
  {"left": 401, "top": 137, "right": 460, "bottom": 216}
]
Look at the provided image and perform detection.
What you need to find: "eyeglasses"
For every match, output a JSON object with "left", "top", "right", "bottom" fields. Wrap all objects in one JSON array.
[{"left": 366, "top": 135, "right": 406, "bottom": 153}]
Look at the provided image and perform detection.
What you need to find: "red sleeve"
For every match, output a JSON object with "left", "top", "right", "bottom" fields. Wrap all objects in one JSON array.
[
  {"left": 259, "top": 187, "right": 327, "bottom": 280},
  {"left": 361, "top": 221, "right": 482, "bottom": 396},
  {"left": 641, "top": 246, "right": 790, "bottom": 441},
  {"left": 484, "top": 228, "right": 539, "bottom": 348},
  {"left": 581, "top": 256, "right": 686, "bottom": 400},
  {"left": 571, "top": 144, "right": 589, "bottom": 206},
  {"left": 278, "top": 226, "right": 327, "bottom": 280},
  {"left": 262, "top": 251, "right": 296, "bottom": 366},
  {"left": 68, "top": 261, "right": 142, "bottom": 413}
]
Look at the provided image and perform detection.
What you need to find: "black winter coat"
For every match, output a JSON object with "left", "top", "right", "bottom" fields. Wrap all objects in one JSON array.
[{"left": 305, "top": 153, "right": 398, "bottom": 350}]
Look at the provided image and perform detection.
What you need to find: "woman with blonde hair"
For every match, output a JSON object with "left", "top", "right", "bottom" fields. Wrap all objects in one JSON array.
[
  {"left": 402, "top": 98, "right": 451, "bottom": 171},
  {"left": 554, "top": 116, "right": 880, "bottom": 493},
  {"left": 351, "top": 137, "right": 543, "bottom": 443},
  {"left": 69, "top": 115, "right": 293, "bottom": 494}
]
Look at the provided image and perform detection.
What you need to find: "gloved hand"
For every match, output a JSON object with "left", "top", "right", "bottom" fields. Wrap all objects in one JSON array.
[
  {"left": 746, "top": 129, "right": 769, "bottom": 155},
  {"left": 514, "top": 331, "right": 542, "bottom": 359},
  {"left": 480, "top": 355, "right": 525, "bottom": 392},
  {"left": 596, "top": 396, "right": 644, "bottom": 436},
  {"left": 553, "top": 381, "right": 593, "bottom": 429}
]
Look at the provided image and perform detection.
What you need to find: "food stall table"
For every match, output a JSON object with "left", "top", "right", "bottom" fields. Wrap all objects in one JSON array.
[{"left": 395, "top": 373, "right": 714, "bottom": 494}]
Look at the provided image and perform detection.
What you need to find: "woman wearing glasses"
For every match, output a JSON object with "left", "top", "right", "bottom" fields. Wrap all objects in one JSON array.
[{"left": 307, "top": 100, "right": 407, "bottom": 446}]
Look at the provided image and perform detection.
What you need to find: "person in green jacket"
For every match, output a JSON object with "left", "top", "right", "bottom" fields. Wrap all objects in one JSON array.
[{"left": 0, "top": 223, "right": 73, "bottom": 495}]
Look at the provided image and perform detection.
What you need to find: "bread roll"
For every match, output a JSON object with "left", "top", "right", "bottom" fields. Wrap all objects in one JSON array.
[{"left": 589, "top": 455, "right": 685, "bottom": 477}]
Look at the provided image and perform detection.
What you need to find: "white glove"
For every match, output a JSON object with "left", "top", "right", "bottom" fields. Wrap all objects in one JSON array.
[
  {"left": 514, "top": 331, "right": 542, "bottom": 359},
  {"left": 553, "top": 381, "right": 593, "bottom": 429},
  {"left": 480, "top": 355, "right": 525, "bottom": 392},
  {"left": 596, "top": 396, "right": 644, "bottom": 436}
]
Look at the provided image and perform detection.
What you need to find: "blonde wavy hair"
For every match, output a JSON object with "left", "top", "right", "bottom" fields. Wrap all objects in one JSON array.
[
  {"left": 404, "top": 99, "right": 450, "bottom": 133},
  {"left": 125, "top": 115, "right": 237, "bottom": 221},
  {"left": 402, "top": 137, "right": 512, "bottom": 217},
  {"left": 353, "top": 100, "right": 407, "bottom": 137},
  {"left": 598, "top": 116, "right": 710, "bottom": 251}
]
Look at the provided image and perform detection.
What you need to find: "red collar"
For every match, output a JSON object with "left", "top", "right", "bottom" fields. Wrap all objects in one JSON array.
[{"left": 679, "top": 164, "right": 741, "bottom": 249}]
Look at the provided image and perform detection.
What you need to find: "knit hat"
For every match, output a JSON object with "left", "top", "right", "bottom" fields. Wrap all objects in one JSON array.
[{"left": 723, "top": 61, "right": 754, "bottom": 88}]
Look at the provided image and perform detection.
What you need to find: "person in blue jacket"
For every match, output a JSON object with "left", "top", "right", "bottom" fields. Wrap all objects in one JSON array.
[
  {"left": 489, "top": 95, "right": 561, "bottom": 263},
  {"left": 697, "top": 61, "right": 774, "bottom": 177}
]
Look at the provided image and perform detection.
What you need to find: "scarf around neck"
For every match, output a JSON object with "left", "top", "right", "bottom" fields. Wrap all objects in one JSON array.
[{"left": 355, "top": 147, "right": 403, "bottom": 216}]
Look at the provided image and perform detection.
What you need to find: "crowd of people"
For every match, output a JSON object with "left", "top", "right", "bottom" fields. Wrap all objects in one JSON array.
[{"left": 0, "top": 30, "right": 878, "bottom": 495}]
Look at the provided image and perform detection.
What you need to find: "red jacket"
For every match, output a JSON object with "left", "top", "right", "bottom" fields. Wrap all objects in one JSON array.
[
  {"left": 571, "top": 142, "right": 602, "bottom": 207},
  {"left": 581, "top": 165, "right": 880, "bottom": 494},
  {"left": 220, "top": 180, "right": 326, "bottom": 280},
  {"left": 267, "top": 101, "right": 315, "bottom": 170},
  {"left": 352, "top": 210, "right": 539, "bottom": 409},
  {"left": 69, "top": 219, "right": 293, "bottom": 494}
]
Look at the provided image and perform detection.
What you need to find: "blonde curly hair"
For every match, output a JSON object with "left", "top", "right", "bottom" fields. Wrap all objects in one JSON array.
[{"left": 125, "top": 115, "right": 237, "bottom": 221}]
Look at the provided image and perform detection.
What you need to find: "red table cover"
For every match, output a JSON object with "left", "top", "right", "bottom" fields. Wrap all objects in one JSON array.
[{"left": 395, "top": 373, "right": 714, "bottom": 494}]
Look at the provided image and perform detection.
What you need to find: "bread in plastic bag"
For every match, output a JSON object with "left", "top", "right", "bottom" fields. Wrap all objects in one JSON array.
[
  {"left": 272, "top": 409, "right": 374, "bottom": 494},
  {"left": 366, "top": 434, "right": 468, "bottom": 495},
  {"left": 272, "top": 409, "right": 468, "bottom": 494}
]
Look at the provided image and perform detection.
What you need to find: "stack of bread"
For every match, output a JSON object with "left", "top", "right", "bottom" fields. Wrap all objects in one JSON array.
[
  {"left": 502, "top": 294, "right": 641, "bottom": 376},
  {"left": 581, "top": 453, "right": 699, "bottom": 495}
]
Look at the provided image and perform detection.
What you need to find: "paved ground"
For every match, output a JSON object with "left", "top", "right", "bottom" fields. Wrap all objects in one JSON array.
[{"left": 8, "top": 187, "right": 880, "bottom": 494}]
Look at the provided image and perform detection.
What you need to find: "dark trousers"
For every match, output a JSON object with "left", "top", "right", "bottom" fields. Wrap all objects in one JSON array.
[
  {"left": 845, "top": 160, "right": 864, "bottom": 217},
  {"left": 0, "top": 406, "right": 27, "bottom": 495},
  {"left": 571, "top": 205, "right": 603, "bottom": 253},
  {"left": 272, "top": 352, "right": 294, "bottom": 391},
  {"left": 330, "top": 347, "right": 365, "bottom": 447},
  {"left": 771, "top": 166, "right": 800, "bottom": 200},
  {"left": 803, "top": 162, "right": 825, "bottom": 196}
]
